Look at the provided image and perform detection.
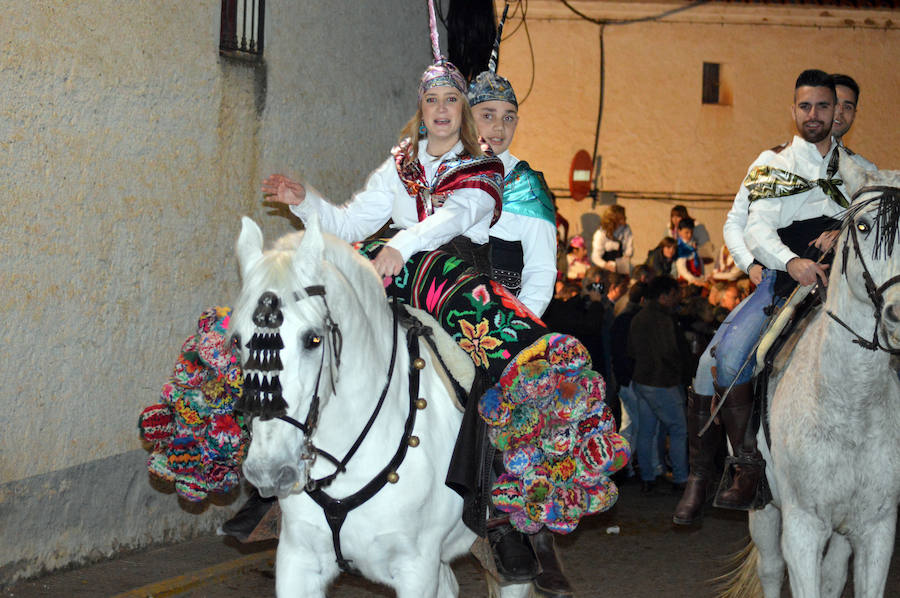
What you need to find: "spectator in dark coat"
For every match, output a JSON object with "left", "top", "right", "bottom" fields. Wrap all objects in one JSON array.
[{"left": 627, "top": 276, "right": 691, "bottom": 493}]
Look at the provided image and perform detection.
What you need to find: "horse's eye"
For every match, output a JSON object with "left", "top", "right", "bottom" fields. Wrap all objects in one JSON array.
[
  {"left": 857, "top": 221, "right": 871, "bottom": 234},
  {"left": 304, "top": 332, "right": 323, "bottom": 349}
]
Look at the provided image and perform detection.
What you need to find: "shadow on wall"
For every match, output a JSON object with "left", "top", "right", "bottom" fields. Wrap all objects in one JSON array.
[{"left": 581, "top": 212, "right": 601, "bottom": 259}]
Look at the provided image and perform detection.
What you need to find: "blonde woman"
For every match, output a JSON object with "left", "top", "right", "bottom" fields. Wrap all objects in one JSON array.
[{"left": 591, "top": 205, "right": 633, "bottom": 272}]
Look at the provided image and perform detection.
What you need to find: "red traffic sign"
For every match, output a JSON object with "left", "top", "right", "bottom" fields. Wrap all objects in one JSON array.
[{"left": 569, "top": 149, "right": 593, "bottom": 201}]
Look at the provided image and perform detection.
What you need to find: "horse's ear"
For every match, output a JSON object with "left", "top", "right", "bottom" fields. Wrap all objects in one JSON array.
[
  {"left": 293, "top": 208, "right": 324, "bottom": 276},
  {"left": 236, "top": 216, "right": 265, "bottom": 280},
  {"left": 839, "top": 149, "right": 870, "bottom": 199}
]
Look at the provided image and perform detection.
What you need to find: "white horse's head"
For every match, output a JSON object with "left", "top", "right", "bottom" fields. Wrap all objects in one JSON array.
[
  {"left": 229, "top": 215, "right": 389, "bottom": 497},
  {"left": 833, "top": 156, "right": 900, "bottom": 355}
]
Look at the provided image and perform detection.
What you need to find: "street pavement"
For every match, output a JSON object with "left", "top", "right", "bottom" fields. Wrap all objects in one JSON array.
[{"left": 4, "top": 477, "right": 899, "bottom": 597}]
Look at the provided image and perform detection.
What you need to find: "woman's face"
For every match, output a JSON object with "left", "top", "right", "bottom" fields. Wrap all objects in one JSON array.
[
  {"left": 670, "top": 212, "right": 682, "bottom": 228},
  {"left": 663, "top": 245, "right": 676, "bottom": 259},
  {"left": 421, "top": 86, "right": 463, "bottom": 146}
]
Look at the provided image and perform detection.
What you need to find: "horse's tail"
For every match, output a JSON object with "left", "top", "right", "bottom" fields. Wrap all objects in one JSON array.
[{"left": 713, "top": 540, "right": 763, "bottom": 598}]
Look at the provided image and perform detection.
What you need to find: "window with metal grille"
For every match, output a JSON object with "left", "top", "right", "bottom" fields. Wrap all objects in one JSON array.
[{"left": 220, "top": 0, "right": 265, "bottom": 57}]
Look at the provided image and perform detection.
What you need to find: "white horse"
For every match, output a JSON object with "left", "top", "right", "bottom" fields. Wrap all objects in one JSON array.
[
  {"left": 229, "top": 214, "right": 531, "bottom": 598},
  {"left": 723, "top": 161, "right": 900, "bottom": 598}
]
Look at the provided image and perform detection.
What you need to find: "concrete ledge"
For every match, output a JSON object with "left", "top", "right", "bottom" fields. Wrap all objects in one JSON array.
[{"left": 0, "top": 449, "right": 240, "bottom": 587}]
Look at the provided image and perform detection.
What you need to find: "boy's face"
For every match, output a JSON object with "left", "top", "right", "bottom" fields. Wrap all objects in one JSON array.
[
  {"left": 678, "top": 228, "right": 694, "bottom": 243},
  {"left": 472, "top": 100, "right": 519, "bottom": 155}
]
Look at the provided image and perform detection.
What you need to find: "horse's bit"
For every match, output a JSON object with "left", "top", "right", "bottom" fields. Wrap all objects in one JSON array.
[{"left": 827, "top": 185, "right": 900, "bottom": 354}]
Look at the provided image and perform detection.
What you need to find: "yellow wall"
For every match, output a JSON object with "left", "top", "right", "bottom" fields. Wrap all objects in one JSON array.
[{"left": 496, "top": 0, "right": 900, "bottom": 261}]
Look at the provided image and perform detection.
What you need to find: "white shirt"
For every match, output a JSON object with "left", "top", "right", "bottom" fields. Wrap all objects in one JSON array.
[
  {"left": 743, "top": 136, "right": 877, "bottom": 271},
  {"left": 489, "top": 151, "right": 557, "bottom": 317},
  {"left": 293, "top": 140, "right": 496, "bottom": 262},
  {"left": 591, "top": 224, "right": 633, "bottom": 272}
]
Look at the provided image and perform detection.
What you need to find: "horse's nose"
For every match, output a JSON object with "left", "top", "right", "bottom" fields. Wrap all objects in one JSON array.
[
  {"left": 885, "top": 303, "right": 900, "bottom": 324},
  {"left": 275, "top": 465, "right": 299, "bottom": 491}
]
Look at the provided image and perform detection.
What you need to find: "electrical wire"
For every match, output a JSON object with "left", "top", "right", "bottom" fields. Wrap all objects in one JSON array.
[{"left": 559, "top": 0, "right": 713, "bottom": 26}]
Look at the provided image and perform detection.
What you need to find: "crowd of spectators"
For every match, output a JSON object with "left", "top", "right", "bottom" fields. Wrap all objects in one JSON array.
[{"left": 546, "top": 204, "right": 752, "bottom": 490}]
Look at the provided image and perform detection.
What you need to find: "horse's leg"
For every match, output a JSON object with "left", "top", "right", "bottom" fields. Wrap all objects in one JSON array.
[
  {"left": 392, "top": 555, "right": 444, "bottom": 598},
  {"left": 819, "top": 533, "right": 851, "bottom": 598},
  {"left": 849, "top": 511, "right": 898, "bottom": 598},
  {"left": 749, "top": 504, "right": 785, "bottom": 598},
  {"left": 485, "top": 574, "right": 533, "bottom": 598},
  {"left": 780, "top": 505, "right": 829, "bottom": 598},
  {"left": 434, "top": 560, "right": 460, "bottom": 598},
  {"left": 274, "top": 508, "right": 338, "bottom": 598},
  {"left": 274, "top": 541, "right": 335, "bottom": 598}
]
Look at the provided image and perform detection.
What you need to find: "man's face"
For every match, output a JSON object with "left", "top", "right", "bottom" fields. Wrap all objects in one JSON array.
[
  {"left": 792, "top": 85, "right": 836, "bottom": 144},
  {"left": 832, "top": 84, "right": 858, "bottom": 139}
]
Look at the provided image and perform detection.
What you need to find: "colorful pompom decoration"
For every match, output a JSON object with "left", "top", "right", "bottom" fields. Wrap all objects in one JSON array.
[
  {"left": 480, "top": 333, "right": 630, "bottom": 534},
  {"left": 138, "top": 306, "right": 247, "bottom": 502}
]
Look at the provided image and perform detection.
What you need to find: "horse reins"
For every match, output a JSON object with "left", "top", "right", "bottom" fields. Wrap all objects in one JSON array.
[{"left": 826, "top": 186, "right": 900, "bottom": 354}]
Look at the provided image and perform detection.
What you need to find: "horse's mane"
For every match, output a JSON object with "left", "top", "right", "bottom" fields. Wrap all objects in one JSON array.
[{"left": 842, "top": 170, "right": 900, "bottom": 260}]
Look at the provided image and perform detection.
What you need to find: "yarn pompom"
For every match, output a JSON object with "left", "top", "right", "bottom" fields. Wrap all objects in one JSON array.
[
  {"left": 141, "top": 307, "right": 247, "bottom": 502},
  {"left": 483, "top": 333, "right": 630, "bottom": 534}
]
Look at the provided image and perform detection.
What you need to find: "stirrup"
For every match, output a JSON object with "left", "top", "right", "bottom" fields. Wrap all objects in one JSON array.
[{"left": 713, "top": 455, "right": 772, "bottom": 511}]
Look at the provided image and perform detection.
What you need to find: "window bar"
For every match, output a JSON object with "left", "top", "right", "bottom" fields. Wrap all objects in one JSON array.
[{"left": 240, "top": 0, "right": 248, "bottom": 52}]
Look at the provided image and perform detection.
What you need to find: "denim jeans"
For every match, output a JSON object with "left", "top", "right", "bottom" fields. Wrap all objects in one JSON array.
[
  {"left": 693, "top": 290, "right": 754, "bottom": 395},
  {"left": 632, "top": 383, "right": 688, "bottom": 483},
  {"left": 693, "top": 270, "right": 782, "bottom": 393},
  {"left": 618, "top": 382, "right": 660, "bottom": 476}
]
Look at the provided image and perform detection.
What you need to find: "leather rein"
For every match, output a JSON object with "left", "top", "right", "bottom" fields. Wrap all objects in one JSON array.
[{"left": 826, "top": 185, "right": 900, "bottom": 354}]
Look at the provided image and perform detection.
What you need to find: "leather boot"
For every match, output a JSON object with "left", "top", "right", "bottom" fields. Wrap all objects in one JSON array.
[
  {"left": 488, "top": 522, "right": 540, "bottom": 583},
  {"left": 531, "top": 529, "right": 574, "bottom": 597},
  {"left": 220, "top": 487, "right": 279, "bottom": 542},
  {"left": 672, "top": 390, "right": 720, "bottom": 525},
  {"left": 714, "top": 382, "right": 763, "bottom": 510}
]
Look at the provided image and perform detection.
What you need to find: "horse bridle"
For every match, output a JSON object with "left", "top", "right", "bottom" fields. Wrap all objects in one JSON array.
[
  {"left": 827, "top": 185, "right": 900, "bottom": 354},
  {"left": 247, "top": 284, "right": 447, "bottom": 574}
]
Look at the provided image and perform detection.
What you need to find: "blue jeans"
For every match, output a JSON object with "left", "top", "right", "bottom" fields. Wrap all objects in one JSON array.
[
  {"left": 632, "top": 383, "right": 688, "bottom": 484},
  {"left": 618, "top": 382, "right": 660, "bottom": 476},
  {"left": 693, "top": 270, "right": 781, "bottom": 392}
]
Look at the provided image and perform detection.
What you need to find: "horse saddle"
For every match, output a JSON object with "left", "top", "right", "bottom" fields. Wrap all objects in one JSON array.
[{"left": 403, "top": 306, "right": 472, "bottom": 413}]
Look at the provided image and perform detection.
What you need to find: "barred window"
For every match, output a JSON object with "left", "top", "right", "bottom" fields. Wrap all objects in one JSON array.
[{"left": 220, "top": 0, "right": 265, "bottom": 57}]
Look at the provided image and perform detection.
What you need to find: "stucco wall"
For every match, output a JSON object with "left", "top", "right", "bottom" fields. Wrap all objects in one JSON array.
[
  {"left": 0, "top": 1, "right": 426, "bottom": 584},
  {"left": 496, "top": 0, "right": 900, "bottom": 262}
]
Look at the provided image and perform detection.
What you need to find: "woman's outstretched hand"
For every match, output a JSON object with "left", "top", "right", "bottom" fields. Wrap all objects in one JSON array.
[{"left": 262, "top": 174, "right": 307, "bottom": 205}]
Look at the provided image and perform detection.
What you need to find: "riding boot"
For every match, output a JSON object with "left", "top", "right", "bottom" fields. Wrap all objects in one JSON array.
[
  {"left": 672, "top": 390, "right": 720, "bottom": 525},
  {"left": 487, "top": 453, "right": 539, "bottom": 583},
  {"left": 713, "top": 382, "right": 763, "bottom": 510},
  {"left": 220, "top": 486, "right": 279, "bottom": 542},
  {"left": 488, "top": 522, "right": 540, "bottom": 583},
  {"left": 531, "top": 528, "right": 574, "bottom": 598}
]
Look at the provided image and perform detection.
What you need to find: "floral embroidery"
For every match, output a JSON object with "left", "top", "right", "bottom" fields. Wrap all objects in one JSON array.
[
  {"left": 490, "top": 280, "right": 544, "bottom": 325},
  {"left": 426, "top": 278, "right": 448, "bottom": 313},
  {"left": 458, "top": 318, "right": 503, "bottom": 368},
  {"left": 472, "top": 284, "right": 491, "bottom": 306}
]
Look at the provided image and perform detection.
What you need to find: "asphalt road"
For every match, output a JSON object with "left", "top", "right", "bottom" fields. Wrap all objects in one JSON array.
[{"left": 5, "top": 477, "right": 899, "bottom": 597}]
